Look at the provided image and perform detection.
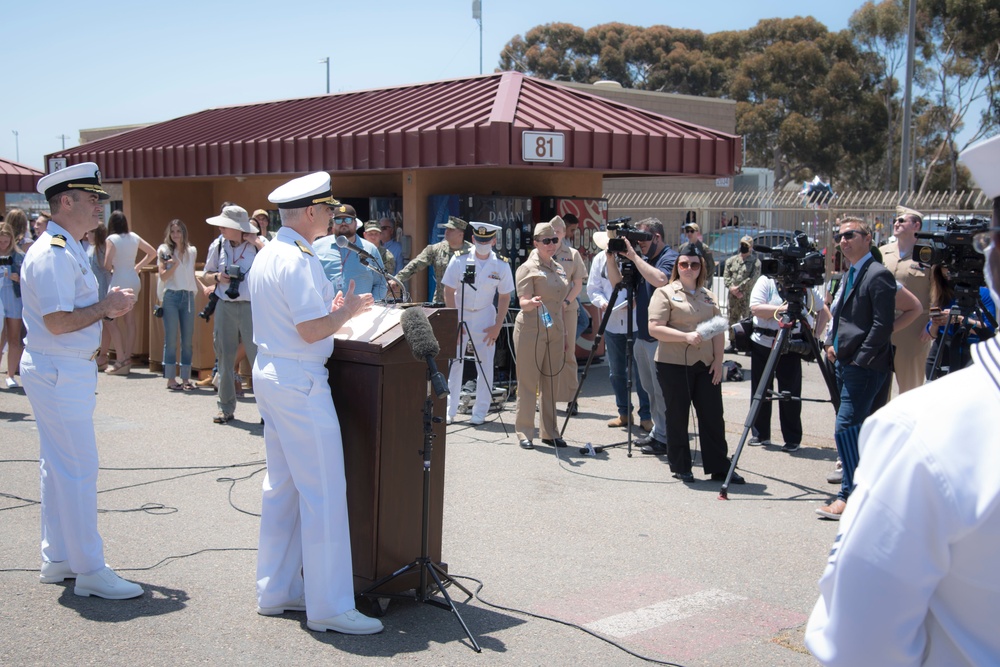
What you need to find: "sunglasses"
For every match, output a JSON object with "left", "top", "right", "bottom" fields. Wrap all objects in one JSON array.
[
  {"left": 334, "top": 217, "right": 355, "bottom": 224},
  {"left": 833, "top": 230, "right": 867, "bottom": 242},
  {"left": 380, "top": 226, "right": 393, "bottom": 231},
  {"left": 678, "top": 260, "right": 701, "bottom": 269},
  {"left": 537, "top": 237, "right": 560, "bottom": 245}
]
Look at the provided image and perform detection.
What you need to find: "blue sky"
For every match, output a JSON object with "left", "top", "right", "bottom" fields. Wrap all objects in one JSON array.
[{"left": 3, "top": 1, "right": 863, "bottom": 170}]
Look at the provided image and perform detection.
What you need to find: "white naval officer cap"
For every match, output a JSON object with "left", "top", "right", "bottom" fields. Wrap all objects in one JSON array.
[
  {"left": 37, "top": 162, "right": 110, "bottom": 201},
  {"left": 471, "top": 222, "right": 501, "bottom": 241},
  {"left": 267, "top": 172, "right": 340, "bottom": 210},
  {"left": 960, "top": 135, "right": 1000, "bottom": 199}
]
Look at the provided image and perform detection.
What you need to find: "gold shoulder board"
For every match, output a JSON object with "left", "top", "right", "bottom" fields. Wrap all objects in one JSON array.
[
  {"left": 50, "top": 234, "right": 67, "bottom": 248},
  {"left": 295, "top": 240, "right": 313, "bottom": 256}
]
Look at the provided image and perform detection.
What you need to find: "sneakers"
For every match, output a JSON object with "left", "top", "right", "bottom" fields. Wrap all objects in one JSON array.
[
  {"left": 816, "top": 498, "right": 847, "bottom": 520},
  {"left": 307, "top": 608, "right": 384, "bottom": 635},
  {"left": 73, "top": 566, "right": 143, "bottom": 599},
  {"left": 39, "top": 560, "right": 76, "bottom": 583},
  {"left": 4, "top": 376, "right": 17, "bottom": 389},
  {"left": 748, "top": 437, "right": 774, "bottom": 446},
  {"left": 827, "top": 460, "right": 843, "bottom": 485},
  {"left": 213, "top": 412, "right": 235, "bottom": 424},
  {"left": 607, "top": 414, "right": 631, "bottom": 428},
  {"left": 257, "top": 596, "right": 306, "bottom": 616},
  {"left": 781, "top": 442, "right": 801, "bottom": 453}
]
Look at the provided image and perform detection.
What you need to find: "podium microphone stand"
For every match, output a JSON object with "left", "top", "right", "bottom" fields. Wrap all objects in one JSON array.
[{"left": 361, "top": 372, "right": 482, "bottom": 653}]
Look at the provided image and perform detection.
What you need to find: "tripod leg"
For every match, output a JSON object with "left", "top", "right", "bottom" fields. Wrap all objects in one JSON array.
[
  {"left": 424, "top": 562, "right": 482, "bottom": 652},
  {"left": 720, "top": 327, "right": 790, "bottom": 499}
]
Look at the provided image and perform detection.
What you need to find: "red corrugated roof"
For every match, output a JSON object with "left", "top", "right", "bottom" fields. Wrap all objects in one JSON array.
[
  {"left": 0, "top": 158, "right": 43, "bottom": 193},
  {"left": 50, "top": 72, "right": 740, "bottom": 180}
]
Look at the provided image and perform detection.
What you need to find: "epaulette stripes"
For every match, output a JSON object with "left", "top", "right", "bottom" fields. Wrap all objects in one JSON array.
[
  {"left": 50, "top": 234, "right": 67, "bottom": 248},
  {"left": 295, "top": 240, "right": 313, "bottom": 256}
]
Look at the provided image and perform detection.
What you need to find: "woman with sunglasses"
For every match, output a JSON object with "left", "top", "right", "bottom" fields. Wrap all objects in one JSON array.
[
  {"left": 513, "top": 221, "right": 570, "bottom": 450},
  {"left": 648, "top": 243, "right": 742, "bottom": 484}
]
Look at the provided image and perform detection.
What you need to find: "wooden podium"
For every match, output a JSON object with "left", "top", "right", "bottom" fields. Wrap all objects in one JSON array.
[{"left": 327, "top": 306, "right": 457, "bottom": 593}]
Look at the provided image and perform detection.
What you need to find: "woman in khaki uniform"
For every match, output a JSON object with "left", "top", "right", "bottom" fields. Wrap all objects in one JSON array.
[
  {"left": 549, "top": 215, "right": 587, "bottom": 406},
  {"left": 648, "top": 243, "right": 743, "bottom": 484},
  {"left": 514, "top": 222, "right": 570, "bottom": 449}
]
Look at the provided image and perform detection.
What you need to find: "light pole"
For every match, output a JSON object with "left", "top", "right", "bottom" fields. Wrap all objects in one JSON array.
[
  {"left": 319, "top": 57, "right": 330, "bottom": 94},
  {"left": 472, "top": 0, "right": 482, "bottom": 75},
  {"left": 12, "top": 130, "right": 19, "bottom": 162},
  {"left": 898, "top": 0, "right": 917, "bottom": 194},
  {"left": 58, "top": 134, "right": 70, "bottom": 150}
]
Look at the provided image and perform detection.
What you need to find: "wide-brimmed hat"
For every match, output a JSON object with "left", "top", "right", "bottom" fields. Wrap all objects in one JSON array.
[
  {"left": 593, "top": 231, "right": 610, "bottom": 250},
  {"left": 206, "top": 205, "right": 259, "bottom": 234}
]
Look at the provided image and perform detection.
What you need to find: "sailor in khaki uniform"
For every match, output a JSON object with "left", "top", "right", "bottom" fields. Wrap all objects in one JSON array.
[
  {"left": 249, "top": 172, "right": 382, "bottom": 635},
  {"left": 21, "top": 163, "right": 143, "bottom": 599},
  {"left": 881, "top": 205, "right": 932, "bottom": 394},
  {"left": 513, "top": 221, "right": 570, "bottom": 449},
  {"left": 548, "top": 215, "right": 587, "bottom": 406},
  {"left": 442, "top": 222, "right": 514, "bottom": 425}
]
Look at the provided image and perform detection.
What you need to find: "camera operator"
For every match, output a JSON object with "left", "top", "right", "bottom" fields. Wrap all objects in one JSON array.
[
  {"left": 805, "top": 134, "right": 1000, "bottom": 667},
  {"left": 748, "top": 275, "right": 830, "bottom": 451},
  {"left": 606, "top": 217, "right": 678, "bottom": 454},
  {"left": 201, "top": 205, "right": 260, "bottom": 424},
  {"left": 924, "top": 263, "right": 996, "bottom": 378}
]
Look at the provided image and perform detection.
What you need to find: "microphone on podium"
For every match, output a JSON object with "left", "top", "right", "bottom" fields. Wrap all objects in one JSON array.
[{"left": 400, "top": 307, "right": 450, "bottom": 398}]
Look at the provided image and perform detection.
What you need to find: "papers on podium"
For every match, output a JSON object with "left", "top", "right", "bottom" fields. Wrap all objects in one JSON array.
[{"left": 334, "top": 304, "right": 404, "bottom": 344}]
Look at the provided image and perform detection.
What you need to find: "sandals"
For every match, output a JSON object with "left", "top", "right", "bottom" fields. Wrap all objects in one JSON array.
[
  {"left": 167, "top": 382, "right": 183, "bottom": 391},
  {"left": 181, "top": 382, "right": 195, "bottom": 391}
]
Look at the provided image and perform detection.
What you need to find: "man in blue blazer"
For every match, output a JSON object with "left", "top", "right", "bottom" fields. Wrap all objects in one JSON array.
[{"left": 818, "top": 217, "right": 896, "bottom": 519}]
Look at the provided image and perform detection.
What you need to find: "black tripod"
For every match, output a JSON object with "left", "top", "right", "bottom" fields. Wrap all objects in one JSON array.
[
  {"left": 561, "top": 261, "right": 639, "bottom": 455},
  {"left": 361, "top": 374, "right": 481, "bottom": 652},
  {"left": 718, "top": 291, "right": 840, "bottom": 499},
  {"left": 927, "top": 287, "right": 997, "bottom": 380}
]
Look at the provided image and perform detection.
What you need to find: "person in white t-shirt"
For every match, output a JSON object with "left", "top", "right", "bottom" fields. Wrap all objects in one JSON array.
[{"left": 157, "top": 219, "right": 198, "bottom": 390}]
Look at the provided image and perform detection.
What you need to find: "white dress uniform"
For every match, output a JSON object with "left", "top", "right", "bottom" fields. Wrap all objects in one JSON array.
[
  {"left": 804, "top": 334, "right": 1000, "bottom": 666},
  {"left": 19, "top": 221, "right": 105, "bottom": 574},
  {"left": 248, "top": 223, "right": 355, "bottom": 622},
  {"left": 442, "top": 234, "right": 514, "bottom": 422}
]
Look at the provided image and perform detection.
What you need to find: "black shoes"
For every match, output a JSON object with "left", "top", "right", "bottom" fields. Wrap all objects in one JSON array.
[
  {"left": 519, "top": 439, "right": 534, "bottom": 450},
  {"left": 672, "top": 472, "right": 695, "bottom": 483},
  {"left": 640, "top": 440, "right": 667, "bottom": 455},
  {"left": 541, "top": 438, "right": 568, "bottom": 448},
  {"left": 711, "top": 471, "right": 746, "bottom": 484}
]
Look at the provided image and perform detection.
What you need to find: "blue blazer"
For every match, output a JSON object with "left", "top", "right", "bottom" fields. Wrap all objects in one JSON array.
[{"left": 825, "top": 259, "right": 897, "bottom": 372}]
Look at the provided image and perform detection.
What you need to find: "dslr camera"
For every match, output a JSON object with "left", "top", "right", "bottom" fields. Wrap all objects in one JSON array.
[
  {"left": 198, "top": 293, "right": 220, "bottom": 321},
  {"left": 223, "top": 265, "right": 244, "bottom": 300},
  {"left": 605, "top": 217, "right": 652, "bottom": 254},
  {"left": 914, "top": 217, "right": 989, "bottom": 291},
  {"left": 758, "top": 232, "right": 825, "bottom": 289}
]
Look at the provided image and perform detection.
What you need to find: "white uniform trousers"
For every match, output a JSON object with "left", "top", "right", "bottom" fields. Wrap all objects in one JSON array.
[
  {"left": 447, "top": 307, "right": 497, "bottom": 420},
  {"left": 253, "top": 354, "right": 354, "bottom": 621},
  {"left": 19, "top": 350, "right": 105, "bottom": 574}
]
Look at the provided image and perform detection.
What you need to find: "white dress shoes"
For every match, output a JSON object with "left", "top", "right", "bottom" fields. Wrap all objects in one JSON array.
[
  {"left": 73, "top": 566, "right": 143, "bottom": 599},
  {"left": 257, "top": 596, "right": 307, "bottom": 616},
  {"left": 307, "top": 608, "right": 384, "bottom": 635},
  {"left": 469, "top": 416, "right": 485, "bottom": 425},
  {"left": 40, "top": 560, "right": 76, "bottom": 584}
]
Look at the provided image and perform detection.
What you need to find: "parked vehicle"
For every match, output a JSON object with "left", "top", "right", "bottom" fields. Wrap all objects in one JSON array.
[{"left": 704, "top": 227, "right": 799, "bottom": 276}]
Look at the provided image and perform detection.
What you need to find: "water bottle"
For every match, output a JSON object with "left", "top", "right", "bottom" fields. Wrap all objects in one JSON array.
[{"left": 540, "top": 303, "right": 553, "bottom": 329}]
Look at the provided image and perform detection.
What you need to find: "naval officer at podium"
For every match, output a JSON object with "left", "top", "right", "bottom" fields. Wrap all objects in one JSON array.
[{"left": 248, "top": 171, "right": 382, "bottom": 635}]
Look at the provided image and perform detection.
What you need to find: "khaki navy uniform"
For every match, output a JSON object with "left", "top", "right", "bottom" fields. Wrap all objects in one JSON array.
[
  {"left": 553, "top": 242, "right": 587, "bottom": 402},
  {"left": 513, "top": 249, "right": 570, "bottom": 441},
  {"left": 394, "top": 240, "right": 472, "bottom": 303},
  {"left": 881, "top": 242, "right": 931, "bottom": 394}
]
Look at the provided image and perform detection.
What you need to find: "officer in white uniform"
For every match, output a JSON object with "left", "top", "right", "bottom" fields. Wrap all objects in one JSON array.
[
  {"left": 20, "top": 163, "right": 143, "bottom": 599},
  {"left": 442, "top": 222, "right": 514, "bottom": 425},
  {"left": 804, "top": 135, "right": 1000, "bottom": 666},
  {"left": 248, "top": 171, "right": 382, "bottom": 635}
]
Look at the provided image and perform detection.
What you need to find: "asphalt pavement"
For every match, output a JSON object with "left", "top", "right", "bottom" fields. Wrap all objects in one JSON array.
[{"left": 0, "top": 348, "right": 840, "bottom": 666}]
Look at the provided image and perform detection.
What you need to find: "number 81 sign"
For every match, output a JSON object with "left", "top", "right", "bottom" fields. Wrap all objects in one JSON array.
[{"left": 521, "top": 131, "right": 565, "bottom": 163}]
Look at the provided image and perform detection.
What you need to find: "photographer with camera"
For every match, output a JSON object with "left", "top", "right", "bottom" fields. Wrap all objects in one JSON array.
[
  {"left": 201, "top": 205, "right": 260, "bottom": 424},
  {"left": 748, "top": 275, "right": 830, "bottom": 452},
  {"left": 606, "top": 218, "right": 677, "bottom": 454},
  {"left": 924, "top": 263, "right": 996, "bottom": 378}
]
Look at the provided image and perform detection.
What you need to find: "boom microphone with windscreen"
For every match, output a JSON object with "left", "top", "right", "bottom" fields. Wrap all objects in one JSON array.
[{"left": 400, "top": 307, "right": 450, "bottom": 398}]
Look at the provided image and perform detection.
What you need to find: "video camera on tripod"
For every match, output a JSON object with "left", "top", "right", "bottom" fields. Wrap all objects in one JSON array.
[
  {"left": 756, "top": 232, "right": 826, "bottom": 289},
  {"left": 915, "top": 217, "right": 989, "bottom": 297},
  {"left": 605, "top": 217, "right": 652, "bottom": 254}
]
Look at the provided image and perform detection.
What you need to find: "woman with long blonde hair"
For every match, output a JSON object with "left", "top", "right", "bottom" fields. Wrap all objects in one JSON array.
[
  {"left": 0, "top": 222, "right": 25, "bottom": 387},
  {"left": 157, "top": 219, "right": 198, "bottom": 389}
]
